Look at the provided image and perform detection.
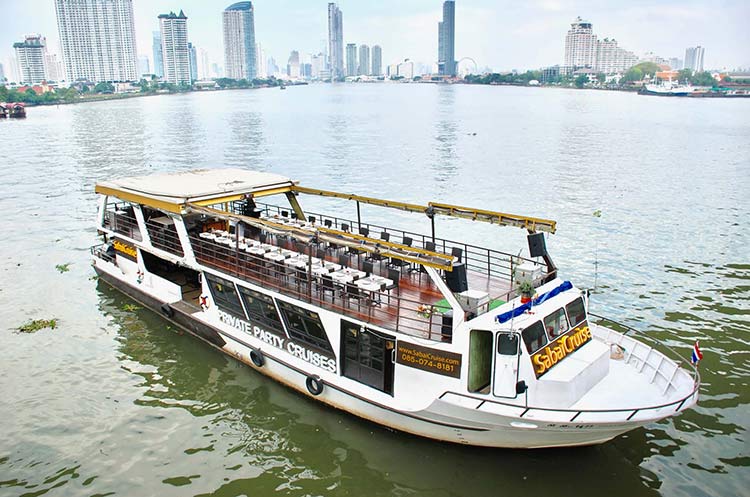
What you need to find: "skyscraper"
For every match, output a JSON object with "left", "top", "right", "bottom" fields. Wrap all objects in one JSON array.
[
  {"left": 54, "top": 0, "right": 138, "bottom": 82},
  {"left": 345, "top": 43, "right": 357, "bottom": 77},
  {"left": 328, "top": 3, "right": 344, "bottom": 79},
  {"left": 159, "top": 10, "right": 190, "bottom": 85},
  {"left": 152, "top": 31, "right": 164, "bottom": 77},
  {"left": 223, "top": 2, "right": 257, "bottom": 80},
  {"left": 564, "top": 17, "right": 596, "bottom": 68},
  {"left": 14, "top": 34, "right": 49, "bottom": 84},
  {"left": 358, "top": 44, "right": 370, "bottom": 75},
  {"left": 287, "top": 51, "right": 300, "bottom": 79},
  {"left": 684, "top": 46, "right": 705, "bottom": 72},
  {"left": 0, "top": 62, "right": 5, "bottom": 83},
  {"left": 137, "top": 55, "right": 150, "bottom": 75},
  {"left": 371, "top": 45, "right": 382, "bottom": 76},
  {"left": 437, "top": 1, "right": 456, "bottom": 76},
  {"left": 198, "top": 48, "right": 210, "bottom": 79},
  {"left": 188, "top": 43, "right": 197, "bottom": 82}
]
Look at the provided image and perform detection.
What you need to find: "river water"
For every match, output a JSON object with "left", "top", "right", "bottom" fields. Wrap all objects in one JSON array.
[{"left": 0, "top": 84, "right": 747, "bottom": 497}]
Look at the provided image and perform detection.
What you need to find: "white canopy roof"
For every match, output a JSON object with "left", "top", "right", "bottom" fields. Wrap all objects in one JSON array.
[{"left": 96, "top": 168, "right": 295, "bottom": 212}]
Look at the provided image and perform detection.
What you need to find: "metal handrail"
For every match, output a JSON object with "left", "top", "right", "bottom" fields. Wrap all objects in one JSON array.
[{"left": 440, "top": 315, "right": 700, "bottom": 422}]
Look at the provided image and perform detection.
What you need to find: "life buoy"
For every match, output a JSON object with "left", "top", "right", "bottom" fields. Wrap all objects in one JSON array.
[
  {"left": 160, "top": 303, "right": 174, "bottom": 318},
  {"left": 250, "top": 349, "right": 264, "bottom": 368},
  {"left": 305, "top": 375, "right": 324, "bottom": 396},
  {"left": 199, "top": 295, "right": 209, "bottom": 310}
]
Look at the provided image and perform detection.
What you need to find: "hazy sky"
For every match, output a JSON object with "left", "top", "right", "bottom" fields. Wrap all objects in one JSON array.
[{"left": 1, "top": 0, "right": 748, "bottom": 73}]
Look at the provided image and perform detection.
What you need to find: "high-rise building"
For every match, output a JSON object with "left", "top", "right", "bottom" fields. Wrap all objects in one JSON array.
[
  {"left": 0, "top": 62, "right": 5, "bottom": 83},
  {"left": 54, "top": 0, "right": 138, "bottom": 82},
  {"left": 223, "top": 2, "right": 257, "bottom": 80},
  {"left": 684, "top": 46, "right": 705, "bottom": 72},
  {"left": 152, "top": 31, "right": 164, "bottom": 77},
  {"left": 287, "top": 50, "right": 300, "bottom": 79},
  {"left": 256, "top": 43, "right": 266, "bottom": 78},
  {"left": 188, "top": 43, "right": 197, "bottom": 82},
  {"left": 437, "top": 1, "right": 456, "bottom": 76},
  {"left": 397, "top": 59, "right": 414, "bottom": 79},
  {"left": 267, "top": 57, "right": 278, "bottom": 77},
  {"left": 198, "top": 48, "right": 210, "bottom": 79},
  {"left": 371, "top": 45, "right": 382, "bottom": 76},
  {"left": 159, "top": 10, "right": 191, "bottom": 85},
  {"left": 564, "top": 17, "right": 596, "bottom": 69},
  {"left": 137, "top": 55, "right": 150, "bottom": 75},
  {"left": 346, "top": 43, "right": 357, "bottom": 76},
  {"left": 328, "top": 3, "right": 344, "bottom": 79},
  {"left": 594, "top": 38, "right": 637, "bottom": 74},
  {"left": 358, "top": 44, "right": 370, "bottom": 75},
  {"left": 14, "top": 34, "right": 49, "bottom": 84},
  {"left": 668, "top": 57, "right": 683, "bottom": 70}
]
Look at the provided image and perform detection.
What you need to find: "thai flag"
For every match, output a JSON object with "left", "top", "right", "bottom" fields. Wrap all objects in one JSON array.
[{"left": 691, "top": 341, "right": 703, "bottom": 366}]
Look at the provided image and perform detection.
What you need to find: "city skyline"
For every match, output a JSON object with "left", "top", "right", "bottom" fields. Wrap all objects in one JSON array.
[{"left": 1, "top": 1, "right": 749, "bottom": 79}]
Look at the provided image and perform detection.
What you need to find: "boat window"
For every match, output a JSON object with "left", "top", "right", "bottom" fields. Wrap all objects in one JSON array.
[
  {"left": 204, "top": 273, "right": 246, "bottom": 317},
  {"left": 566, "top": 297, "right": 587, "bottom": 327},
  {"left": 237, "top": 286, "right": 284, "bottom": 333},
  {"left": 544, "top": 308, "right": 569, "bottom": 340},
  {"left": 277, "top": 301, "right": 333, "bottom": 353},
  {"left": 468, "top": 330, "right": 493, "bottom": 393},
  {"left": 497, "top": 333, "right": 519, "bottom": 355},
  {"left": 521, "top": 321, "right": 548, "bottom": 354}
]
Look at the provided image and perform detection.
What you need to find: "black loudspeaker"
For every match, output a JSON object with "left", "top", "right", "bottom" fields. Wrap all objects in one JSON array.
[
  {"left": 445, "top": 262, "right": 468, "bottom": 292},
  {"left": 528, "top": 232, "right": 547, "bottom": 258}
]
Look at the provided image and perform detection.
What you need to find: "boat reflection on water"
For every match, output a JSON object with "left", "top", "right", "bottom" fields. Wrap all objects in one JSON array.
[{"left": 98, "top": 282, "right": 665, "bottom": 496}]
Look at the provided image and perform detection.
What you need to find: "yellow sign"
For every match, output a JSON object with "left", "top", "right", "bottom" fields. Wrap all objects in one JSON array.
[
  {"left": 397, "top": 341, "right": 462, "bottom": 378},
  {"left": 531, "top": 323, "right": 592, "bottom": 378},
  {"left": 113, "top": 239, "right": 137, "bottom": 261}
]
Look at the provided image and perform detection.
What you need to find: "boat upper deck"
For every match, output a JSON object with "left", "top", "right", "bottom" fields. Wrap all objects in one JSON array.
[{"left": 96, "top": 169, "right": 556, "bottom": 342}]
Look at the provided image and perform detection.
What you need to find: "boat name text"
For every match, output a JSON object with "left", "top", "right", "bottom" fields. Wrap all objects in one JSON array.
[
  {"left": 217, "top": 309, "right": 336, "bottom": 372},
  {"left": 531, "top": 322, "right": 592, "bottom": 378},
  {"left": 113, "top": 238, "right": 137, "bottom": 261}
]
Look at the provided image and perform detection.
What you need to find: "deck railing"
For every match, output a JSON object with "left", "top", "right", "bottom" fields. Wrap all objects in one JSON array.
[
  {"left": 190, "top": 235, "right": 452, "bottom": 341},
  {"left": 103, "top": 202, "right": 142, "bottom": 241}
]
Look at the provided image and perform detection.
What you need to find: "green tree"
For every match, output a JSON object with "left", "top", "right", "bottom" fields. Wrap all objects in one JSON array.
[
  {"left": 620, "top": 67, "right": 643, "bottom": 84},
  {"left": 93, "top": 82, "right": 114, "bottom": 93},
  {"left": 677, "top": 68, "right": 693, "bottom": 84},
  {"left": 0, "top": 85, "right": 8, "bottom": 101},
  {"left": 574, "top": 74, "right": 588, "bottom": 88},
  {"left": 691, "top": 71, "right": 716, "bottom": 86},
  {"left": 596, "top": 73, "right": 606, "bottom": 83}
]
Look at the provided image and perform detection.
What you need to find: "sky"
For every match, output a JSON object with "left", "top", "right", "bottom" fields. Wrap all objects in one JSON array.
[{"left": 1, "top": 0, "right": 749, "bottom": 75}]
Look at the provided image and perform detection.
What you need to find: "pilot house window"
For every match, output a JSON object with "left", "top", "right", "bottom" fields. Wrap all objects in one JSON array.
[
  {"left": 543, "top": 309, "right": 569, "bottom": 340},
  {"left": 521, "top": 321, "right": 547, "bottom": 354},
  {"left": 566, "top": 297, "right": 587, "bottom": 327}
]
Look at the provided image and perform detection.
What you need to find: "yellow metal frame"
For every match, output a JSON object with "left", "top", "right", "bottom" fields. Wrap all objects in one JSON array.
[
  {"left": 291, "top": 185, "right": 556, "bottom": 233},
  {"left": 185, "top": 203, "right": 455, "bottom": 270}
]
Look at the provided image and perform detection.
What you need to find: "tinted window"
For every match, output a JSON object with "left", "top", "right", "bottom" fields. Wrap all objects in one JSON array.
[
  {"left": 237, "top": 286, "right": 284, "bottom": 332},
  {"left": 544, "top": 308, "right": 570, "bottom": 340},
  {"left": 521, "top": 321, "right": 547, "bottom": 354},
  {"left": 566, "top": 297, "right": 587, "bottom": 327},
  {"left": 205, "top": 273, "right": 245, "bottom": 317},
  {"left": 277, "top": 301, "right": 333, "bottom": 352},
  {"left": 497, "top": 333, "right": 519, "bottom": 355}
]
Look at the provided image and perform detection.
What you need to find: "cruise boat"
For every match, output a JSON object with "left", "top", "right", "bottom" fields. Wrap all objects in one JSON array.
[
  {"left": 641, "top": 81, "right": 697, "bottom": 97},
  {"left": 91, "top": 169, "right": 699, "bottom": 448}
]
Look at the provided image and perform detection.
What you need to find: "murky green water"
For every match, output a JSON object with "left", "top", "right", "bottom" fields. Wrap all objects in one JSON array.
[{"left": 0, "top": 85, "right": 748, "bottom": 496}]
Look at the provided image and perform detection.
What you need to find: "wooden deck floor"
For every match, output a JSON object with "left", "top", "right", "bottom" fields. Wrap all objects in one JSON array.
[{"left": 192, "top": 233, "right": 512, "bottom": 340}]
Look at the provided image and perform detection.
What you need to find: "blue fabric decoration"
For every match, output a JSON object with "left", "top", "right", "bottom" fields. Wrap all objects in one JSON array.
[{"left": 495, "top": 280, "right": 573, "bottom": 324}]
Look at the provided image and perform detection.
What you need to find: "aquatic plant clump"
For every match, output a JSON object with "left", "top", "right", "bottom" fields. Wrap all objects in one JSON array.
[{"left": 16, "top": 319, "right": 58, "bottom": 333}]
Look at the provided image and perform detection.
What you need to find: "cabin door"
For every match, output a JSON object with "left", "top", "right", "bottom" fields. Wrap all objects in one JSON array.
[
  {"left": 493, "top": 332, "right": 520, "bottom": 398},
  {"left": 342, "top": 321, "right": 395, "bottom": 395}
]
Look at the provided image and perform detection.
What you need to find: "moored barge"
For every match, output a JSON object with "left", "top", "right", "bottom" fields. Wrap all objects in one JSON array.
[{"left": 91, "top": 169, "right": 699, "bottom": 448}]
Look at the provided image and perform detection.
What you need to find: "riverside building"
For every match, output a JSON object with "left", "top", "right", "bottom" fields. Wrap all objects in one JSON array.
[
  {"left": 159, "top": 11, "right": 191, "bottom": 85},
  {"left": 13, "top": 34, "right": 49, "bottom": 84},
  {"left": 54, "top": 0, "right": 138, "bottom": 82},
  {"left": 437, "top": 0, "right": 456, "bottom": 76},
  {"left": 358, "top": 45, "right": 370, "bottom": 76},
  {"left": 371, "top": 45, "right": 382, "bottom": 76},
  {"left": 328, "top": 3, "right": 344, "bottom": 79},
  {"left": 222, "top": 2, "right": 257, "bottom": 80},
  {"left": 346, "top": 43, "right": 357, "bottom": 77}
]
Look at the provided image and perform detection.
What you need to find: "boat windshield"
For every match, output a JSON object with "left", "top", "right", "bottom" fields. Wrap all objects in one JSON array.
[
  {"left": 565, "top": 297, "right": 587, "bottom": 327},
  {"left": 521, "top": 321, "right": 547, "bottom": 354},
  {"left": 544, "top": 308, "right": 569, "bottom": 340}
]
